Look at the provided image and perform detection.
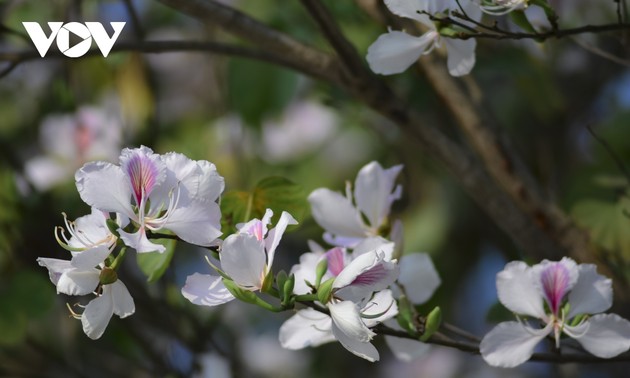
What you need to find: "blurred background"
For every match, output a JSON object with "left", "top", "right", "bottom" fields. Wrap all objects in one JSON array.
[{"left": 0, "top": 0, "right": 629, "bottom": 377}]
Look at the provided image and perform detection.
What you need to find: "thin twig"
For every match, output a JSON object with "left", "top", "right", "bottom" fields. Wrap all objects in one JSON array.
[
  {"left": 571, "top": 36, "right": 630, "bottom": 68},
  {"left": 123, "top": 0, "right": 146, "bottom": 40}
]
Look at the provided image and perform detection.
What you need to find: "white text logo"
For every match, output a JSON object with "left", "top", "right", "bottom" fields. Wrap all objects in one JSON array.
[{"left": 22, "top": 22, "right": 126, "bottom": 58}]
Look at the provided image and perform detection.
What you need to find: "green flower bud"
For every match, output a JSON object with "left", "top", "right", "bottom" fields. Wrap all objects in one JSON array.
[
  {"left": 317, "top": 278, "right": 335, "bottom": 304},
  {"left": 420, "top": 306, "right": 442, "bottom": 342},
  {"left": 315, "top": 258, "right": 328, "bottom": 287},
  {"left": 99, "top": 267, "right": 118, "bottom": 285},
  {"left": 395, "top": 295, "right": 417, "bottom": 335},
  {"left": 282, "top": 274, "right": 295, "bottom": 307}
]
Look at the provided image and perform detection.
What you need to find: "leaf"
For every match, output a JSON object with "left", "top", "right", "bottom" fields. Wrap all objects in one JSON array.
[
  {"left": 136, "top": 238, "right": 177, "bottom": 283},
  {"left": 220, "top": 177, "right": 307, "bottom": 234},
  {"left": 571, "top": 195, "right": 630, "bottom": 258}
]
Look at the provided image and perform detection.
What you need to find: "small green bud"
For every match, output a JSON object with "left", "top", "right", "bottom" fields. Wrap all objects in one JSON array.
[
  {"left": 395, "top": 295, "right": 417, "bottom": 334},
  {"left": 106, "top": 218, "right": 121, "bottom": 237},
  {"left": 99, "top": 267, "right": 118, "bottom": 285},
  {"left": 276, "top": 270, "right": 288, "bottom": 295},
  {"left": 315, "top": 258, "right": 328, "bottom": 287},
  {"left": 222, "top": 278, "right": 259, "bottom": 304},
  {"left": 420, "top": 306, "right": 442, "bottom": 342},
  {"left": 317, "top": 278, "right": 335, "bottom": 304},
  {"left": 282, "top": 274, "right": 295, "bottom": 307}
]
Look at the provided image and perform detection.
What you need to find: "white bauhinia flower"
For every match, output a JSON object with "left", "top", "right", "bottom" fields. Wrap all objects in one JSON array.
[
  {"left": 75, "top": 145, "right": 224, "bottom": 253},
  {"left": 477, "top": 0, "right": 528, "bottom": 15},
  {"left": 480, "top": 257, "right": 630, "bottom": 367},
  {"left": 366, "top": 0, "right": 481, "bottom": 76},
  {"left": 181, "top": 209, "right": 297, "bottom": 306},
  {"left": 309, "top": 161, "right": 403, "bottom": 247}
]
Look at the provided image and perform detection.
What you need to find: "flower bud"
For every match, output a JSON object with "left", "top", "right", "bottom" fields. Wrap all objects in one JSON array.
[
  {"left": 420, "top": 306, "right": 442, "bottom": 342},
  {"left": 317, "top": 278, "right": 335, "bottom": 304},
  {"left": 99, "top": 267, "right": 118, "bottom": 285},
  {"left": 282, "top": 274, "right": 295, "bottom": 307},
  {"left": 315, "top": 258, "right": 328, "bottom": 287},
  {"left": 396, "top": 295, "right": 417, "bottom": 335}
]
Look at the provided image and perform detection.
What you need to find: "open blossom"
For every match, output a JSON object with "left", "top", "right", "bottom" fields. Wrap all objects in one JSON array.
[
  {"left": 480, "top": 258, "right": 630, "bottom": 367},
  {"left": 75, "top": 146, "right": 224, "bottom": 253},
  {"left": 477, "top": 0, "right": 528, "bottom": 15},
  {"left": 181, "top": 209, "right": 297, "bottom": 306},
  {"left": 37, "top": 210, "right": 134, "bottom": 339},
  {"left": 366, "top": 0, "right": 481, "bottom": 76},
  {"left": 309, "top": 161, "right": 403, "bottom": 247},
  {"left": 280, "top": 239, "right": 399, "bottom": 361}
]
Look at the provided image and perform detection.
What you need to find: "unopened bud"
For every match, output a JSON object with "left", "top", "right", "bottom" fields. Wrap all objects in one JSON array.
[
  {"left": 99, "top": 267, "right": 118, "bottom": 285},
  {"left": 317, "top": 278, "right": 335, "bottom": 304},
  {"left": 315, "top": 258, "right": 328, "bottom": 287},
  {"left": 420, "top": 306, "right": 442, "bottom": 342}
]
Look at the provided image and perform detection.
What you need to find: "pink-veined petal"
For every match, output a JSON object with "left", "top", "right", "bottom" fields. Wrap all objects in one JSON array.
[
  {"left": 354, "top": 162, "right": 402, "bottom": 229},
  {"left": 567, "top": 264, "right": 612, "bottom": 318},
  {"left": 444, "top": 38, "right": 477, "bottom": 77},
  {"left": 396, "top": 253, "right": 441, "bottom": 304},
  {"left": 265, "top": 211, "right": 298, "bottom": 267},
  {"left": 352, "top": 237, "right": 394, "bottom": 261},
  {"left": 109, "top": 280, "right": 135, "bottom": 318},
  {"left": 57, "top": 269, "right": 99, "bottom": 296},
  {"left": 163, "top": 200, "right": 222, "bottom": 247},
  {"left": 367, "top": 31, "right": 437, "bottom": 75},
  {"left": 328, "top": 300, "right": 375, "bottom": 343},
  {"left": 75, "top": 161, "right": 134, "bottom": 218},
  {"left": 496, "top": 261, "right": 546, "bottom": 318},
  {"left": 279, "top": 308, "right": 335, "bottom": 350},
  {"left": 480, "top": 321, "right": 552, "bottom": 368},
  {"left": 182, "top": 273, "right": 235, "bottom": 306},
  {"left": 81, "top": 292, "right": 114, "bottom": 340},
  {"left": 565, "top": 314, "right": 630, "bottom": 358},
  {"left": 119, "top": 146, "right": 165, "bottom": 206},
  {"left": 334, "top": 251, "right": 399, "bottom": 294},
  {"left": 221, "top": 234, "right": 267, "bottom": 290},
  {"left": 532, "top": 257, "right": 578, "bottom": 315},
  {"left": 330, "top": 315, "right": 380, "bottom": 362},
  {"left": 118, "top": 227, "right": 166, "bottom": 253},
  {"left": 309, "top": 188, "right": 366, "bottom": 245}
]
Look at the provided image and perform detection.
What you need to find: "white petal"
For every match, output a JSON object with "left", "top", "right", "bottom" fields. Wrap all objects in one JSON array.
[
  {"left": 567, "top": 264, "right": 612, "bottom": 318},
  {"left": 162, "top": 153, "right": 225, "bottom": 202},
  {"left": 181, "top": 273, "right": 235, "bottom": 306},
  {"left": 163, "top": 200, "right": 222, "bottom": 246},
  {"left": 566, "top": 314, "right": 630, "bottom": 358},
  {"left": 309, "top": 188, "right": 367, "bottom": 244},
  {"left": 109, "top": 280, "right": 135, "bottom": 318},
  {"left": 37, "top": 258, "right": 72, "bottom": 285},
  {"left": 367, "top": 31, "right": 436, "bottom": 75},
  {"left": 361, "top": 290, "right": 399, "bottom": 327},
  {"left": 69, "top": 208, "right": 111, "bottom": 249},
  {"left": 279, "top": 308, "right": 335, "bottom": 349},
  {"left": 57, "top": 269, "right": 99, "bottom": 296},
  {"left": 334, "top": 251, "right": 399, "bottom": 295},
  {"left": 384, "top": 0, "right": 432, "bottom": 25},
  {"left": 220, "top": 234, "right": 267, "bottom": 290},
  {"left": 384, "top": 319, "right": 430, "bottom": 362},
  {"left": 354, "top": 162, "right": 402, "bottom": 229},
  {"left": 496, "top": 261, "right": 545, "bottom": 318},
  {"left": 330, "top": 315, "right": 380, "bottom": 362},
  {"left": 265, "top": 211, "right": 298, "bottom": 267},
  {"left": 352, "top": 237, "right": 394, "bottom": 261},
  {"left": 75, "top": 161, "right": 134, "bottom": 218},
  {"left": 24, "top": 156, "right": 71, "bottom": 191},
  {"left": 444, "top": 38, "right": 476, "bottom": 77},
  {"left": 396, "top": 253, "right": 441, "bottom": 304},
  {"left": 71, "top": 245, "right": 111, "bottom": 269},
  {"left": 118, "top": 227, "right": 166, "bottom": 253},
  {"left": 290, "top": 251, "right": 325, "bottom": 295},
  {"left": 81, "top": 292, "right": 114, "bottom": 340},
  {"left": 328, "top": 301, "right": 375, "bottom": 343},
  {"left": 480, "top": 321, "right": 552, "bottom": 368}
]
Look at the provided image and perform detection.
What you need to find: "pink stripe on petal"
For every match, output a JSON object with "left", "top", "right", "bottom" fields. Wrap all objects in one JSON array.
[
  {"left": 540, "top": 262, "right": 571, "bottom": 315},
  {"left": 351, "top": 263, "right": 387, "bottom": 287},
  {"left": 124, "top": 151, "right": 160, "bottom": 205},
  {"left": 325, "top": 247, "right": 346, "bottom": 277}
]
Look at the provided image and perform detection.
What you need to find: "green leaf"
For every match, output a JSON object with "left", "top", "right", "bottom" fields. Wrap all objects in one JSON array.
[
  {"left": 221, "top": 177, "right": 307, "bottom": 234},
  {"left": 136, "top": 238, "right": 177, "bottom": 283},
  {"left": 572, "top": 195, "right": 630, "bottom": 258}
]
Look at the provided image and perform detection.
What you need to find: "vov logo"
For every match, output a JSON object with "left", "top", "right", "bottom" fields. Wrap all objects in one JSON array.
[{"left": 22, "top": 22, "right": 126, "bottom": 58}]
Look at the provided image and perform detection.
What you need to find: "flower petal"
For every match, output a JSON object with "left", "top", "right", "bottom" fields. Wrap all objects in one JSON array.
[
  {"left": 279, "top": 308, "right": 335, "bottom": 349},
  {"left": 119, "top": 146, "right": 165, "bottom": 205},
  {"left": 352, "top": 237, "right": 394, "bottom": 261},
  {"left": 328, "top": 300, "right": 375, "bottom": 343},
  {"left": 37, "top": 258, "right": 72, "bottom": 286},
  {"left": 496, "top": 261, "right": 545, "bottom": 318},
  {"left": 309, "top": 188, "right": 366, "bottom": 246},
  {"left": 118, "top": 227, "right": 166, "bottom": 253},
  {"left": 384, "top": 319, "right": 430, "bottom": 362},
  {"left": 290, "top": 251, "right": 326, "bottom": 295},
  {"left": 361, "top": 289, "right": 399, "bottom": 327},
  {"left": 161, "top": 152, "right": 224, "bottom": 202},
  {"left": 75, "top": 161, "right": 135, "bottom": 218},
  {"left": 354, "top": 162, "right": 403, "bottom": 229},
  {"left": 109, "top": 280, "right": 135, "bottom": 318},
  {"left": 265, "top": 211, "right": 298, "bottom": 267},
  {"left": 330, "top": 314, "right": 380, "bottom": 362},
  {"left": 384, "top": 0, "right": 432, "bottom": 24},
  {"left": 57, "top": 268, "right": 99, "bottom": 296},
  {"left": 567, "top": 264, "right": 612, "bottom": 318},
  {"left": 163, "top": 200, "right": 222, "bottom": 247},
  {"left": 71, "top": 245, "right": 111, "bottom": 269},
  {"left": 444, "top": 38, "right": 476, "bottom": 77},
  {"left": 480, "top": 321, "right": 552, "bottom": 368},
  {"left": 367, "top": 31, "right": 436, "bottom": 75},
  {"left": 396, "top": 253, "right": 441, "bottom": 304},
  {"left": 220, "top": 233, "right": 267, "bottom": 290},
  {"left": 334, "top": 251, "right": 399, "bottom": 296},
  {"left": 81, "top": 292, "right": 114, "bottom": 340},
  {"left": 566, "top": 314, "right": 630, "bottom": 358},
  {"left": 182, "top": 273, "right": 235, "bottom": 306}
]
